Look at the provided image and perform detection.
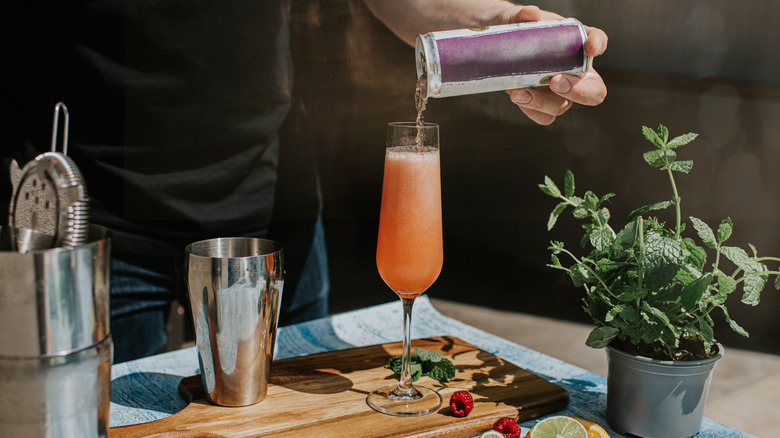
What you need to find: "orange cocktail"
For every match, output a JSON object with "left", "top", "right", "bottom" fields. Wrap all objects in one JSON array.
[
  {"left": 376, "top": 145, "right": 443, "bottom": 297},
  {"left": 367, "top": 121, "right": 443, "bottom": 417}
]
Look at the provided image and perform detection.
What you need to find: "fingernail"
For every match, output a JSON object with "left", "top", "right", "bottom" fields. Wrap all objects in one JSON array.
[
  {"left": 550, "top": 76, "right": 571, "bottom": 93},
  {"left": 512, "top": 90, "right": 532, "bottom": 104}
]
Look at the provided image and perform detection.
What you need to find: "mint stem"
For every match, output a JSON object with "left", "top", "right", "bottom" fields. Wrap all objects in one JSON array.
[
  {"left": 558, "top": 247, "right": 616, "bottom": 297},
  {"left": 733, "top": 271, "right": 780, "bottom": 285},
  {"left": 561, "top": 194, "right": 616, "bottom": 237},
  {"left": 637, "top": 216, "right": 644, "bottom": 296},
  {"left": 636, "top": 217, "right": 645, "bottom": 318},
  {"left": 666, "top": 165, "right": 682, "bottom": 239}
]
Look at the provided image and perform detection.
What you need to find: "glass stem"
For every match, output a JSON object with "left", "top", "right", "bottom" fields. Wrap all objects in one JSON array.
[{"left": 397, "top": 297, "right": 418, "bottom": 397}]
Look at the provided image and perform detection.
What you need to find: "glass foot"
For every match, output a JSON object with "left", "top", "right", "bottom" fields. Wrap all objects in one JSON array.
[{"left": 366, "top": 384, "right": 442, "bottom": 416}]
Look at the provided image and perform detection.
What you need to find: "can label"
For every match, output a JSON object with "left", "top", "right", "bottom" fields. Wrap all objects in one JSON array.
[{"left": 416, "top": 18, "right": 589, "bottom": 98}]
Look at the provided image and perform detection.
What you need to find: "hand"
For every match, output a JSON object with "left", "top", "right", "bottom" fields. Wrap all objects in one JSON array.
[{"left": 500, "top": 6, "right": 608, "bottom": 125}]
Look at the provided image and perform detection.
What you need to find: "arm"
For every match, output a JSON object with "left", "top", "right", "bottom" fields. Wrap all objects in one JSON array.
[
  {"left": 361, "top": 0, "right": 560, "bottom": 45},
  {"left": 362, "top": 0, "right": 608, "bottom": 125}
]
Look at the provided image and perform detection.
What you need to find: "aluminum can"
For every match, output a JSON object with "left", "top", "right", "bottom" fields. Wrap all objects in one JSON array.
[{"left": 416, "top": 18, "right": 589, "bottom": 98}]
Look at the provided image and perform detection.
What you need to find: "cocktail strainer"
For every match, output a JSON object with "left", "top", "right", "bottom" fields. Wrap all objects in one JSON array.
[{"left": 8, "top": 102, "right": 89, "bottom": 250}]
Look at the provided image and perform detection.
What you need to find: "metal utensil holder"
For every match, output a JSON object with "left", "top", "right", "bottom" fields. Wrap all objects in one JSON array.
[{"left": 0, "top": 225, "right": 111, "bottom": 438}]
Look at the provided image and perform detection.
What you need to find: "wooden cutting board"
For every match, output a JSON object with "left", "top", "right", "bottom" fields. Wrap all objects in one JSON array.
[{"left": 109, "top": 336, "right": 568, "bottom": 438}]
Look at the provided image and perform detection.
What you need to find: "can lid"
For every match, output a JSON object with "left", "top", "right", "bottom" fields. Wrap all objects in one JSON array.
[{"left": 415, "top": 33, "right": 441, "bottom": 97}]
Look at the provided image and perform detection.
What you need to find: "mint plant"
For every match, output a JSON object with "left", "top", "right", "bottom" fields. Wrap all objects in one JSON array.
[{"left": 540, "top": 124, "right": 780, "bottom": 360}]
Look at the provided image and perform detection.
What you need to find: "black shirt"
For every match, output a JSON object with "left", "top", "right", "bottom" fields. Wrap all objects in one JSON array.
[{"left": 2, "top": 0, "right": 319, "bottom": 255}]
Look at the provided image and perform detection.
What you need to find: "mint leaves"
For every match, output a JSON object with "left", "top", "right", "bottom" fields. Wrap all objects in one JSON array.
[
  {"left": 540, "top": 124, "right": 780, "bottom": 360},
  {"left": 388, "top": 348, "right": 456, "bottom": 382}
]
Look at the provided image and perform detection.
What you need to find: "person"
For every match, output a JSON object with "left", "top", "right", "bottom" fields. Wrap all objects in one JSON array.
[{"left": 1, "top": 1, "right": 607, "bottom": 363}]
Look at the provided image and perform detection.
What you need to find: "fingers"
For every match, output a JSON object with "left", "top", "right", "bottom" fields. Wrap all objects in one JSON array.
[
  {"left": 518, "top": 106, "right": 559, "bottom": 126},
  {"left": 508, "top": 87, "right": 572, "bottom": 115},
  {"left": 584, "top": 26, "right": 608, "bottom": 57},
  {"left": 505, "top": 69, "right": 606, "bottom": 126},
  {"left": 549, "top": 70, "right": 607, "bottom": 106}
]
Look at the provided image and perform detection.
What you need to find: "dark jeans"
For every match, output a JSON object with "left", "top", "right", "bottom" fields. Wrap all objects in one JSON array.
[{"left": 110, "top": 218, "right": 329, "bottom": 363}]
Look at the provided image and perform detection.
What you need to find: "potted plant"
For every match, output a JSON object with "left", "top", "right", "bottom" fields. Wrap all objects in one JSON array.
[{"left": 539, "top": 124, "right": 780, "bottom": 438}]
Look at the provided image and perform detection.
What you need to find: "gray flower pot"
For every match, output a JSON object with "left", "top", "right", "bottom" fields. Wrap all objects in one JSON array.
[{"left": 606, "top": 344, "right": 723, "bottom": 438}]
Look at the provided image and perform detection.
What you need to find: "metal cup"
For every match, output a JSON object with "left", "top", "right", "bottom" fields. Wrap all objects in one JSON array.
[
  {"left": 185, "top": 237, "right": 284, "bottom": 407},
  {"left": 0, "top": 224, "right": 111, "bottom": 438}
]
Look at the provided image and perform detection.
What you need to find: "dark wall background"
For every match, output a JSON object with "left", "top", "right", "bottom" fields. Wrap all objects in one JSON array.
[{"left": 286, "top": 1, "right": 780, "bottom": 355}]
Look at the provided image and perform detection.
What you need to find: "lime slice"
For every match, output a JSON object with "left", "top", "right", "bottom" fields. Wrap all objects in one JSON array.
[
  {"left": 478, "top": 431, "right": 507, "bottom": 438},
  {"left": 530, "top": 415, "right": 588, "bottom": 438}
]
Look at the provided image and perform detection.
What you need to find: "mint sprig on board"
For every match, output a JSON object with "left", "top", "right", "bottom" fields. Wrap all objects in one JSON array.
[
  {"left": 388, "top": 347, "right": 456, "bottom": 382},
  {"left": 541, "top": 124, "right": 780, "bottom": 360}
]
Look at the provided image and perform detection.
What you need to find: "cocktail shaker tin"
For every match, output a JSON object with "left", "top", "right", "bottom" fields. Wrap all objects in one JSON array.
[
  {"left": 0, "top": 225, "right": 111, "bottom": 438},
  {"left": 416, "top": 18, "right": 589, "bottom": 98}
]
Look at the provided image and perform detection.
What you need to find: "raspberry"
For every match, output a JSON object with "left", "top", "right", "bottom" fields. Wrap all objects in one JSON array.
[
  {"left": 493, "top": 417, "right": 522, "bottom": 438},
  {"left": 448, "top": 390, "right": 474, "bottom": 417}
]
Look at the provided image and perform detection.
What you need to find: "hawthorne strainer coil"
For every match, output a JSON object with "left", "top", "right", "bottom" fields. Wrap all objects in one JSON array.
[{"left": 8, "top": 102, "right": 89, "bottom": 250}]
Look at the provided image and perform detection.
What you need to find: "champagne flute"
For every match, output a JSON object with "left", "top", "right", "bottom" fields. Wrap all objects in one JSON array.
[{"left": 367, "top": 122, "right": 443, "bottom": 416}]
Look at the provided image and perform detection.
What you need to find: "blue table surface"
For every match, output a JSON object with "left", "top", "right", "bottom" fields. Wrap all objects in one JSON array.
[{"left": 110, "top": 296, "right": 756, "bottom": 437}]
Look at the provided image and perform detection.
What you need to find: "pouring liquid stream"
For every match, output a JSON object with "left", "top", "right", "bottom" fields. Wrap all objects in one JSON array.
[{"left": 414, "top": 74, "right": 428, "bottom": 148}]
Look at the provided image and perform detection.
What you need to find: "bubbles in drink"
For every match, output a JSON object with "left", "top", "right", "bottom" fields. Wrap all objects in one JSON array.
[
  {"left": 414, "top": 73, "right": 428, "bottom": 147},
  {"left": 387, "top": 145, "right": 439, "bottom": 158}
]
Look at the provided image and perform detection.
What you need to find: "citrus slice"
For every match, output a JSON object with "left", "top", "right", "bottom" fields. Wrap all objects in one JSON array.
[
  {"left": 529, "top": 415, "right": 588, "bottom": 438},
  {"left": 568, "top": 416, "right": 610, "bottom": 438},
  {"left": 478, "top": 430, "right": 506, "bottom": 438}
]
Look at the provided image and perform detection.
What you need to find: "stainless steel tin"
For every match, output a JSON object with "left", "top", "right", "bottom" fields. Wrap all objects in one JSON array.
[
  {"left": 416, "top": 18, "right": 589, "bottom": 98},
  {"left": 0, "top": 224, "right": 111, "bottom": 437},
  {"left": 0, "top": 225, "right": 111, "bottom": 357},
  {"left": 185, "top": 237, "right": 284, "bottom": 407},
  {"left": 0, "top": 337, "right": 112, "bottom": 438}
]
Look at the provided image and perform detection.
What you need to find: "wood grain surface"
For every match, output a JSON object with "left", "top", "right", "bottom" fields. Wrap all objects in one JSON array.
[{"left": 109, "top": 336, "right": 568, "bottom": 438}]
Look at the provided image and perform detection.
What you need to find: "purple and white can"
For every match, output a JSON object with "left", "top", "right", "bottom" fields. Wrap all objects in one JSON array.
[{"left": 415, "top": 18, "right": 590, "bottom": 98}]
